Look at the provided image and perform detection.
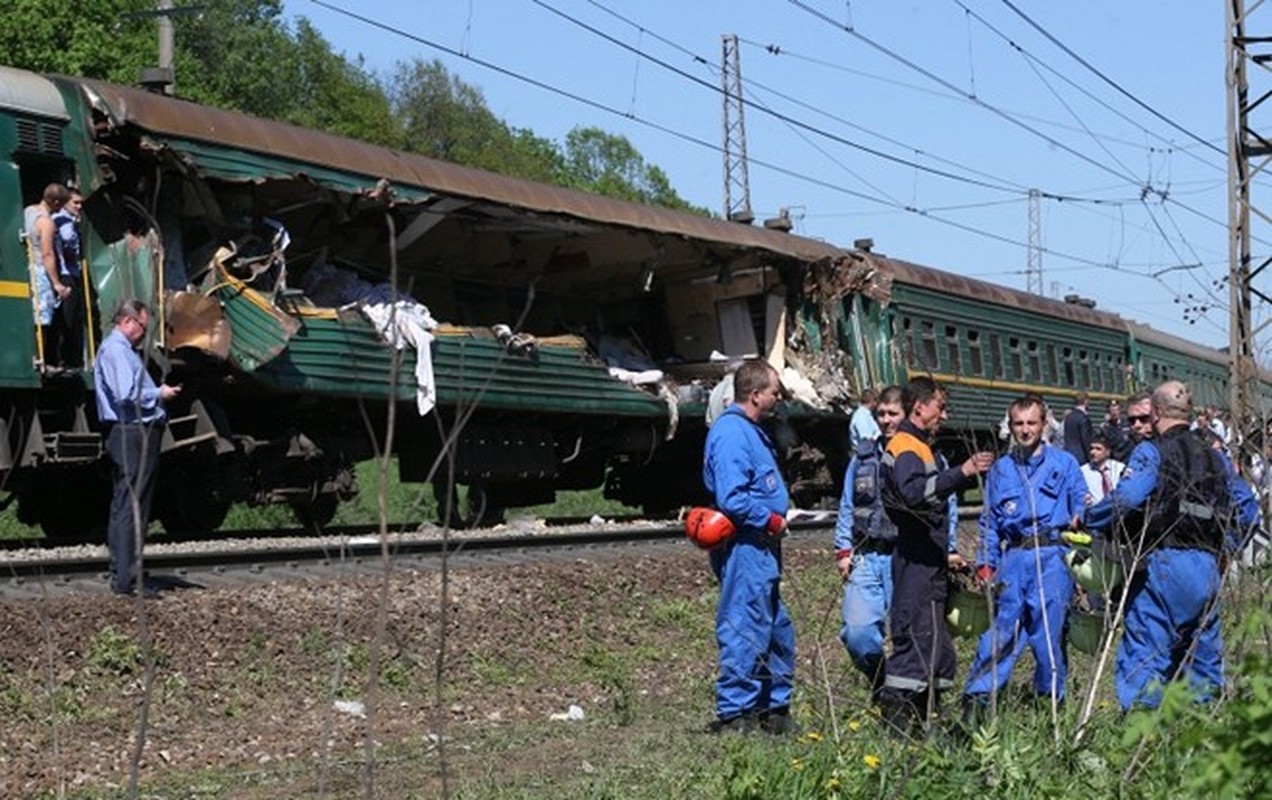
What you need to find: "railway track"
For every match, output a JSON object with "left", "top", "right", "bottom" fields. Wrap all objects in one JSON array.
[
  {"left": 0, "top": 518, "right": 840, "bottom": 601},
  {"left": 0, "top": 512, "right": 665, "bottom": 553}
]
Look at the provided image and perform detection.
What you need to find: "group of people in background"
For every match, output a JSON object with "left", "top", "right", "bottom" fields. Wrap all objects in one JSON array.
[
  {"left": 24, "top": 181, "right": 86, "bottom": 372},
  {"left": 701, "top": 363, "right": 1264, "bottom": 738}
]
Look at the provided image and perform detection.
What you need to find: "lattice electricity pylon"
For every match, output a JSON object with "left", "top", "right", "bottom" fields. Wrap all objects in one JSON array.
[
  {"left": 1026, "top": 188, "right": 1043, "bottom": 295},
  {"left": 722, "top": 34, "right": 753, "bottom": 224}
]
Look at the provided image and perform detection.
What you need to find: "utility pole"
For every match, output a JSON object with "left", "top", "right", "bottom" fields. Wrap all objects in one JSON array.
[
  {"left": 721, "top": 34, "right": 753, "bottom": 224},
  {"left": 1227, "top": 0, "right": 1272, "bottom": 538},
  {"left": 158, "top": 0, "right": 175, "bottom": 90},
  {"left": 1026, "top": 188, "right": 1042, "bottom": 295},
  {"left": 123, "top": 1, "right": 203, "bottom": 95},
  {"left": 1226, "top": 0, "right": 1270, "bottom": 446}
]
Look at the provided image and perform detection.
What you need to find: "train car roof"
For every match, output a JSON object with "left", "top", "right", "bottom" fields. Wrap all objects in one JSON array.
[
  {"left": 0, "top": 66, "right": 69, "bottom": 121},
  {"left": 72, "top": 76, "right": 856, "bottom": 269},
  {"left": 882, "top": 254, "right": 1129, "bottom": 331},
  {"left": 1124, "top": 319, "right": 1228, "bottom": 366}
]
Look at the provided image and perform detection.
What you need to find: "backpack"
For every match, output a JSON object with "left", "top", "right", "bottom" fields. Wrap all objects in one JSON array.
[
  {"left": 1143, "top": 427, "right": 1231, "bottom": 554},
  {"left": 852, "top": 438, "right": 898, "bottom": 544}
]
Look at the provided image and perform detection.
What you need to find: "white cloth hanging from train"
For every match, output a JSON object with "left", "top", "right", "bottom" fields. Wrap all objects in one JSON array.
[{"left": 362, "top": 300, "right": 439, "bottom": 416}]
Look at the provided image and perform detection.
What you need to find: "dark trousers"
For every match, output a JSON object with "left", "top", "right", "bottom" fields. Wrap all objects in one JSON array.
[
  {"left": 106, "top": 423, "right": 162, "bottom": 593},
  {"left": 879, "top": 542, "right": 956, "bottom": 726},
  {"left": 54, "top": 281, "right": 84, "bottom": 368}
]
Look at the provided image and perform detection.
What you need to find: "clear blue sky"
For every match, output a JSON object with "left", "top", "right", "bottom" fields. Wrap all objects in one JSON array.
[{"left": 284, "top": 0, "right": 1265, "bottom": 354}]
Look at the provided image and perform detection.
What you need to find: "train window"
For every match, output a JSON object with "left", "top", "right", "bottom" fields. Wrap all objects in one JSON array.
[
  {"left": 1091, "top": 353, "right": 1103, "bottom": 391},
  {"left": 1113, "top": 355, "right": 1125, "bottom": 392},
  {"left": 989, "top": 333, "right": 1003, "bottom": 379},
  {"left": 920, "top": 320, "right": 938, "bottom": 369},
  {"left": 1062, "top": 346, "right": 1075, "bottom": 386},
  {"left": 1027, "top": 341, "right": 1041, "bottom": 384},
  {"left": 967, "top": 330, "right": 984, "bottom": 375},
  {"left": 1078, "top": 350, "right": 1091, "bottom": 387},
  {"left": 1044, "top": 342, "right": 1058, "bottom": 384},
  {"left": 1008, "top": 336, "right": 1023, "bottom": 381},
  {"left": 945, "top": 325, "right": 961, "bottom": 373}
]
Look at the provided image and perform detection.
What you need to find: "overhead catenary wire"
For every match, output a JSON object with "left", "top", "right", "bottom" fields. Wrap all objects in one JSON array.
[
  {"left": 307, "top": 0, "right": 1238, "bottom": 322},
  {"left": 996, "top": 0, "right": 1225, "bottom": 158},
  {"left": 950, "top": 0, "right": 1225, "bottom": 176},
  {"left": 784, "top": 0, "right": 1272, "bottom": 253}
]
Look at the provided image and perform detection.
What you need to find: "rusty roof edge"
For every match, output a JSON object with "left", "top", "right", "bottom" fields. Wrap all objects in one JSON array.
[
  {"left": 76, "top": 78, "right": 849, "bottom": 265},
  {"left": 883, "top": 256, "right": 1130, "bottom": 331}
]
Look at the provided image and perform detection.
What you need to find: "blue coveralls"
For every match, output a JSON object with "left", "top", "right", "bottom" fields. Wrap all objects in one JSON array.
[
  {"left": 703, "top": 405, "right": 793, "bottom": 721},
  {"left": 835, "top": 438, "right": 958, "bottom": 684},
  {"left": 1084, "top": 429, "right": 1256, "bottom": 710},
  {"left": 877, "top": 419, "right": 978, "bottom": 718},
  {"left": 965, "top": 444, "right": 1086, "bottom": 703}
]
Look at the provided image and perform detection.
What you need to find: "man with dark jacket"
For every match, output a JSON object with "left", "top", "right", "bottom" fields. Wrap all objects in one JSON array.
[
  {"left": 1063, "top": 392, "right": 1096, "bottom": 465},
  {"left": 876, "top": 377, "right": 993, "bottom": 735}
]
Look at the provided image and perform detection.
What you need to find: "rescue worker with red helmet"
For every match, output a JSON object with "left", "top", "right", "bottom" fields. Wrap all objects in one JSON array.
[
  {"left": 702, "top": 359, "right": 794, "bottom": 734},
  {"left": 877, "top": 377, "right": 993, "bottom": 736}
]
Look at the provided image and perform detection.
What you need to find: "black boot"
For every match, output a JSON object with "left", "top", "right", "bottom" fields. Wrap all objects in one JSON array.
[
  {"left": 759, "top": 706, "right": 799, "bottom": 736},
  {"left": 878, "top": 690, "right": 921, "bottom": 740}
]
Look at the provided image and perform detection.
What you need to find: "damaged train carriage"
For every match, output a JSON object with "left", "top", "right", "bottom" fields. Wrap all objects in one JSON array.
[{"left": 0, "top": 65, "right": 889, "bottom": 534}]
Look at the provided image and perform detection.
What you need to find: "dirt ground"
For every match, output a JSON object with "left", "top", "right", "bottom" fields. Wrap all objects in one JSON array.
[{"left": 0, "top": 536, "right": 855, "bottom": 798}]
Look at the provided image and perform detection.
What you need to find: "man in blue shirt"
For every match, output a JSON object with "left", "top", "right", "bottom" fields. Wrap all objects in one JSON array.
[
  {"left": 702, "top": 359, "right": 793, "bottom": 734},
  {"left": 848, "top": 387, "right": 881, "bottom": 452},
  {"left": 94, "top": 300, "right": 180, "bottom": 596},
  {"left": 51, "top": 189, "right": 84, "bottom": 368},
  {"left": 964, "top": 394, "right": 1087, "bottom": 715}
]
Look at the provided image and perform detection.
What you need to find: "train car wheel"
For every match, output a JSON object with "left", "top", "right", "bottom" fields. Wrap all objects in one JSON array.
[{"left": 290, "top": 494, "right": 338, "bottom": 532}]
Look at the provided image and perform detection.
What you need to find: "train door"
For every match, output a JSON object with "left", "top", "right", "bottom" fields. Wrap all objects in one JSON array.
[{"left": 16, "top": 156, "right": 77, "bottom": 372}]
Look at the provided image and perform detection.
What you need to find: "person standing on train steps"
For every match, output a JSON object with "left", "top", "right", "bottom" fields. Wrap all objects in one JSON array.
[
  {"left": 835, "top": 385, "right": 961, "bottom": 702},
  {"left": 876, "top": 376, "right": 993, "bottom": 737},
  {"left": 51, "top": 189, "right": 85, "bottom": 369},
  {"left": 1063, "top": 392, "right": 1096, "bottom": 465},
  {"left": 23, "top": 183, "right": 71, "bottom": 373},
  {"left": 95, "top": 300, "right": 181, "bottom": 598},
  {"left": 702, "top": 359, "right": 796, "bottom": 735},
  {"left": 849, "top": 387, "right": 881, "bottom": 452},
  {"left": 1080, "top": 434, "right": 1125, "bottom": 505},
  {"left": 962, "top": 394, "right": 1087, "bottom": 718}
]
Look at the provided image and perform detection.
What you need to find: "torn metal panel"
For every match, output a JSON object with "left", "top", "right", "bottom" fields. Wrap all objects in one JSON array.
[
  {"left": 165, "top": 290, "right": 231, "bottom": 358},
  {"left": 206, "top": 260, "right": 300, "bottom": 372}
]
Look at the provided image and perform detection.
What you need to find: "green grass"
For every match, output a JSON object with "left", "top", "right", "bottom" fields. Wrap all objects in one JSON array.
[{"left": 0, "top": 458, "right": 639, "bottom": 539}]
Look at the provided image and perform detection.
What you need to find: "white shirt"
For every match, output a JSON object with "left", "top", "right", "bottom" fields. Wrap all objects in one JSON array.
[{"left": 1080, "top": 458, "right": 1125, "bottom": 503}]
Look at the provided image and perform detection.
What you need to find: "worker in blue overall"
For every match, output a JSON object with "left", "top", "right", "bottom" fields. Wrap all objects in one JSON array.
[
  {"left": 1085, "top": 381, "right": 1246, "bottom": 710},
  {"left": 963, "top": 394, "right": 1087, "bottom": 715},
  {"left": 835, "top": 385, "right": 961, "bottom": 699},
  {"left": 702, "top": 359, "right": 795, "bottom": 734},
  {"left": 876, "top": 377, "right": 993, "bottom": 736}
]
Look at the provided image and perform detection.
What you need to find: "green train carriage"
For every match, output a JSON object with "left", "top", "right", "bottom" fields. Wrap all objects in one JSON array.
[{"left": 0, "top": 65, "right": 878, "bottom": 532}]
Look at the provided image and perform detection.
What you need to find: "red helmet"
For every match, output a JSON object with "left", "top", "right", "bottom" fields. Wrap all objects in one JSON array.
[{"left": 685, "top": 507, "right": 736, "bottom": 549}]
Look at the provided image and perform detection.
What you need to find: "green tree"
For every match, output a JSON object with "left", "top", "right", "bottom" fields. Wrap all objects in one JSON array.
[
  {"left": 0, "top": 0, "right": 155, "bottom": 83},
  {"left": 562, "top": 127, "right": 709, "bottom": 215},
  {"left": 389, "top": 58, "right": 563, "bottom": 183},
  {"left": 0, "top": 1, "right": 398, "bottom": 147}
]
